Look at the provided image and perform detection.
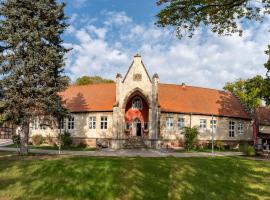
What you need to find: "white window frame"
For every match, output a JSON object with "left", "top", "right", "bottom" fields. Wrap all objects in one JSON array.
[
  {"left": 89, "top": 116, "right": 96, "bottom": 129},
  {"left": 132, "top": 97, "right": 143, "bottom": 110},
  {"left": 101, "top": 116, "right": 108, "bottom": 129},
  {"left": 229, "top": 121, "right": 235, "bottom": 137},
  {"left": 166, "top": 117, "right": 173, "bottom": 130},
  {"left": 177, "top": 118, "right": 185, "bottom": 129},
  {"left": 68, "top": 116, "right": 75, "bottom": 130},
  {"left": 238, "top": 121, "right": 244, "bottom": 134},
  {"left": 200, "top": 119, "right": 207, "bottom": 131},
  {"left": 144, "top": 122, "right": 148, "bottom": 130},
  {"left": 210, "top": 120, "right": 217, "bottom": 133}
]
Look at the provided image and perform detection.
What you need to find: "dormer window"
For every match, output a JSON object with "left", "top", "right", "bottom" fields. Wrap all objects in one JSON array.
[{"left": 132, "top": 97, "right": 143, "bottom": 110}]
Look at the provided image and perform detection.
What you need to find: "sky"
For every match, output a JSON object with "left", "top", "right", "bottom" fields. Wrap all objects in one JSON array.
[{"left": 63, "top": 0, "right": 270, "bottom": 89}]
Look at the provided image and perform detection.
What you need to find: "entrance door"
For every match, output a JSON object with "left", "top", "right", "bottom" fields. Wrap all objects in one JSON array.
[
  {"left": 133, "top": 118, "right": 142, "bottom": 137},
  {"left": 136, "top": 122, "right": 142, "bottom": 136}
]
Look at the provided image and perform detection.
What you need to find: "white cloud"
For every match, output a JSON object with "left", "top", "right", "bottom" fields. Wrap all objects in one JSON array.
[{"left": 64, "top": 11, "right": 270, "bottom": 89}]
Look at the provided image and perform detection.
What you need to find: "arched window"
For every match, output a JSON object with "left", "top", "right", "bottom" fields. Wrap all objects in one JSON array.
[{"left": 132, "top": 97, "right": 143, "bottom": 110}]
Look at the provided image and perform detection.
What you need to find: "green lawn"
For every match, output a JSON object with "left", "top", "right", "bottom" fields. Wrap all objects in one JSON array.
[
  {"left": 0, "top": 154, "right": 269, "bottom": 200},
  {"left": 6, "top": 144, "right": 96, "bottom": 151}
]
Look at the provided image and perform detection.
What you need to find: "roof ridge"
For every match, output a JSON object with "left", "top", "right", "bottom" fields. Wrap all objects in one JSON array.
[
  {"left": 69, "top": 83, "right": 116, "bottom": 88},
  {"left": 159, "top": 82, "right": 228, "bottom": 93}
]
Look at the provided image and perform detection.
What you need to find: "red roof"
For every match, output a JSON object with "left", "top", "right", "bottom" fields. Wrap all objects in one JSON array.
[
  {"left": 60, "top": 83, "right": 251, "bottom": 119},
  {"left": 256, "top": 107, "right": 270, "bottom": 126},
  {"left": 158, "top": 84, "right": 250, "bottom": 119},
  {"left": 60, "top": 83, "right": 116, "bottom": 112}
]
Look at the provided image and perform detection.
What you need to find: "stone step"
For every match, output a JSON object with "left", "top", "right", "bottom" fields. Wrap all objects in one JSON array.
[{"left": 124, "top": 137, "right": 146, "bottom": 149}]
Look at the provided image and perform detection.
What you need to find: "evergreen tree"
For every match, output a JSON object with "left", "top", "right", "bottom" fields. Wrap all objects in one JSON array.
[{"left": 0, "top": 0, "right": 70, "bottom": 155}]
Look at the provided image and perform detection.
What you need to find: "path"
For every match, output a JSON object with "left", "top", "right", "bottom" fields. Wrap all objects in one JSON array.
[{"left": 0, "top": 146, "right": 243, "bottom": 157}]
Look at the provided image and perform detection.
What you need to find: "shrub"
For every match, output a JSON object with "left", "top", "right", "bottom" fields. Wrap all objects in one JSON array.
[
  {"left": 12, "top": 134, "right": 20, "bottom": 146},
  {"left": 45, "top": 135, "right": 54, "bottom": 146},
  {"left": 215, "top": 141, "right": 224, "bottom": 150},
  {"left": 77, "top": 142, "right": 87, "bottom": 148},
  {"left": 184, "top": 127, "right": 199, "bottom": 151},
  {"left": 31, "top": 134, "right": 44, "bottom": 146},
  {"left": 241, "top": 144, "right": 256, "bottom": 156},
  {"left": 61, "top": 131, "right": 72, "bottom": 147}
]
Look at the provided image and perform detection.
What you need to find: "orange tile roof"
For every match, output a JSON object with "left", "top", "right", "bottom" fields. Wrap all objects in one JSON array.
[
  {"left": 158, "top": 84, "right": 251, "bottom": 119},
  {"left": 60, "top": 83, "right": 116, "bottom": 112},
  {"left": 256, "top": 107, "right": 270, "bottom": 126},
  {"left": 60, "top": 82, "right": 251, "bottom": 119}
]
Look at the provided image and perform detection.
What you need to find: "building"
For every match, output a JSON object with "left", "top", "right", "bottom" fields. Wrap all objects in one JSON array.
[
  {"left": 30, "top": 54, "right": 254, "bottom": 149},
  {"left": 254, "top": 107, "right": 270, "bottom": 150}
]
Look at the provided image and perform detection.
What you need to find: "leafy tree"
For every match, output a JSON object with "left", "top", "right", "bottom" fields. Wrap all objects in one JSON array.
[
  {"left": 184, "top": 126, "right": 198, "bottom": 150},
  {"left": 156, "top": 0, "right": 270, "bottom": 102},
  {"left": 223, "top": 75, "right": 265, "bottom": 111},
  {"left": 0, "top": 0, "right": 69, "bottom": 155},
  {"left": 75, "top": 75, "right": 114, "bottom": 86}
]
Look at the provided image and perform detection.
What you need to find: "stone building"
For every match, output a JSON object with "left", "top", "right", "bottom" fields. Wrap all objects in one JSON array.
[{"left": 30, "top": 54, "right": 255, "bottom": 149}]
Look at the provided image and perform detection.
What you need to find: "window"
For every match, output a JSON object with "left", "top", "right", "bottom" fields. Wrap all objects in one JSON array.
[
  {"left": 126, "top": 122, "right": 130, "bottom": 130},
  {"left": 166, "top": 117, "right": 173, "bottom": 130},
  {"left": 238, "top": 121, "right": 244, "bottom": 134},
  {"left": 60, "top": 118, "right": 65, "bottom": 130},
  {"left": 200, "top": 119, "right": 207, "bottom": 131},
  {"left": 68, "top": 116, "right": 74, "bottom": 130},
  {"left": 210, "top": 120, "right": 217, "bottom": 132},
  {"left": 33, "top": 120, "right": 38, "bottom": 130},
  {"left": 89, "top": 116, "right": 96, "bottom": 129},
  {"left": 144, "top": 122, "right": 148, "bottom": 130},
  {"left": 229, "top": 121, "right": 235, "bottom": 137},
  {"left": 101, "top": 116, "right": 108, "bottom": 129},
  {"left": 177, "top": 118, "right": 185, "bottom": 129},
  {"left": 132, "top": 97, "right": 142, "bottom": 110}
]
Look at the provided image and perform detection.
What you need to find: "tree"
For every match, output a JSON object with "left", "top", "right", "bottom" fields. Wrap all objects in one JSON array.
[
  {"left": 75, "top": 76, "right": 114, "bottom": 86},
  {"left": 223, "top": 75, "right": 265, "bottom": 111},
  {"left": 184, "top": 127, "right": 198, "bottom": 151},
  {"left": 0, "top": 0, "right": 69, "bottom": 155},
  {"left": 156, "top": 0, "right": 270, "bottom": 102}
]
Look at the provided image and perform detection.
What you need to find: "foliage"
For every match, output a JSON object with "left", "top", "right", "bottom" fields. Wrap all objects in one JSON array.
[
  {"left": 31, "top": 134, "right": 44, "bottom": 146},
  {"left": 75, "top": 76, "right": 114, "bottom": 86},
  {"left": 215, "top": 141, "right": 224, "bottom": 150},
  {"left": 77, "top": 142, "right": 87, "bottom": 148},
  {"left": 156, "top": 0, "right": 270, "bottom": 38},
  {"left": 0, "top": 0, "right": 70, "bottom": 154},
  {"left": 184, "top": 126, "right": 198, "bottom": 150},
  {"left": 1, "top": 156, "right": 270, "bottom": 199},
  {"left": 12, "top": 134, "right": 20, "bottom": 146},
  {"left": 240, "top": 144, "right": 256, "bottom": 156},
  {"left": 223, "top": 75, "right": 265, "bottom": 110},
  {"left": 61, "top": 131, "right": 72, "bottom": 147},
  {"left": 156, "top": 1, "right": 270, "bottom": 104},
  {"left": 45, "top": 135, "right": 55, "bottom": 146}
]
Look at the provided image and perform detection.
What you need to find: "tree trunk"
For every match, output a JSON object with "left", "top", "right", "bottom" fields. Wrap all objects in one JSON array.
[{"left": 20, "top": 120, "right": 29, "bottom": 155}]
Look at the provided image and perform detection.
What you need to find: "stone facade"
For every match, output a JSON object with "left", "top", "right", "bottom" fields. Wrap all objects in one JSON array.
[{"left": 29, "top": 54, "right": 254, "bottom": 149}]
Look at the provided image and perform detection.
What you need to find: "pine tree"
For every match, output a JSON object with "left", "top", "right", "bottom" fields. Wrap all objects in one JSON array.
[{"left": 0, "top": 0, "right": 70, "bottom": 155}]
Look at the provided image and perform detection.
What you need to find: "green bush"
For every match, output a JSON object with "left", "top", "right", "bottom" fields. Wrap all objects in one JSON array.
[
  {"left": 241, "top": 144, "right": 256, "bottom": 156},
  {"left": 215, "top": 141, "right": 224, "bottom": 150},
  {"left": 12, "top": 134, "right": 20, "bottom": 146},
  {"left": 31, "top": 134, "right": 44, "bottom": 146},
  {"left": 77, "top": 142, "right": 87, "bottom": 148},
  {"left": 61, "top": 131, "right": 72, "bottom": 147},
  {"left": 184, "top": 127, "right": 199, "bottom": 151}
]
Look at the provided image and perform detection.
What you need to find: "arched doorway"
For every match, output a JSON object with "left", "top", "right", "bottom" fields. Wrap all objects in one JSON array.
[{"left": 124, "top": 92, "right": 149, "bottom": 138}]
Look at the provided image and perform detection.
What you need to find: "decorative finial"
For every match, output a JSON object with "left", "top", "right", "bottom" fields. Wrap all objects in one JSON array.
[
  {"left": 116, "top": 73, "right": 122, "bottom": 78},
  {"left": 134, "top": 53, "right": 141, "bottom": 57}
]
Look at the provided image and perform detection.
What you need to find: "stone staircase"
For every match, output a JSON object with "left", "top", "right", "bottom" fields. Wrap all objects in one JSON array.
[{"left": 123, "top": 136, "right": 146, "bottom": 149}]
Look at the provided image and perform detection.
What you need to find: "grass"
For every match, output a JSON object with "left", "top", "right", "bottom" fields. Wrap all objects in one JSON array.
[
  {"left": 6, "top": 144, "right": 96, "bottom": 151},
  {"left": 175, "top": 148, "right": 239, "bottom": 153},
  {"left": 0, "top": 155, "right": 269, "bottom": 200}
]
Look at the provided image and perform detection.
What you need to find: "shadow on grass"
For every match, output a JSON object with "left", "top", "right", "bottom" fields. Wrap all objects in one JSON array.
[{"left": 0, "top": 156, "right": 269, "bottom": 200}]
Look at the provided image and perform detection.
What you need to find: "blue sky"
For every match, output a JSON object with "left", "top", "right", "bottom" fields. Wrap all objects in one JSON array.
[{"left": 63, "top": 0, "right": 270, "bottom": 89}]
